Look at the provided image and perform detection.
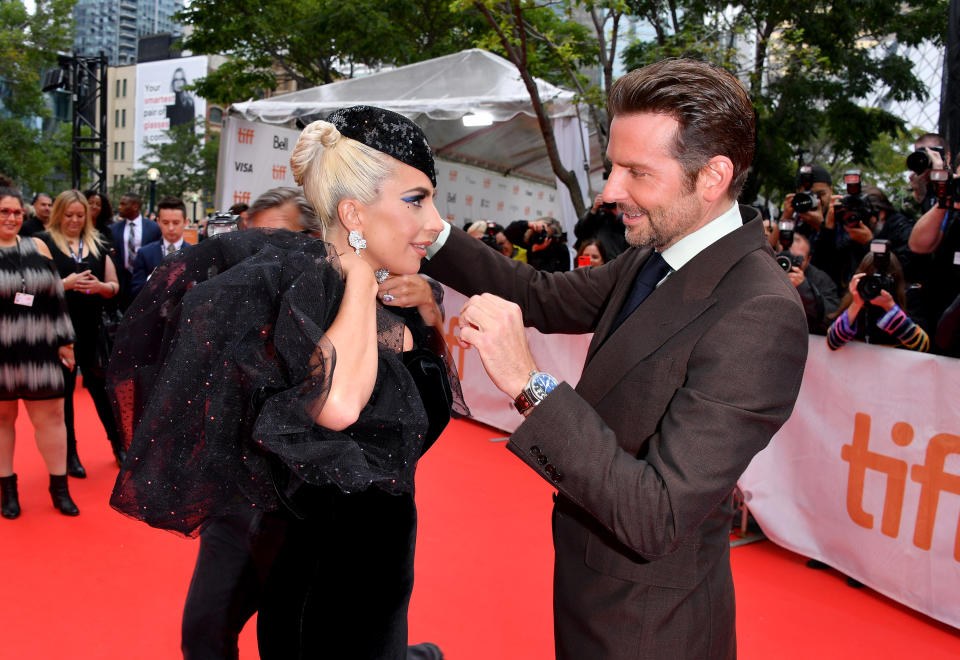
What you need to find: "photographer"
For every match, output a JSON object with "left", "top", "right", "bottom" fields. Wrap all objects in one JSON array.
[
  {"left": 906, "top": 160, "right": 960, "bottom": 342},
  {"left": 573, "top": 193, "right": 627, "bottom": 260},
  {"left": 906, "top": 133, "right": 950, "bottom": 217},
  {"left": 504, "top": 217, "right": 570, "bottom": 272},
  {"left": 777, "top": 233, "right": 839, "bottom": 334},
  {"left": 811, "top": 173, "right": 876, "bottom": 290},
  {"left": 827, "top": 244, "right": 929, "bottom": 352},
  {"left": 475, "top": 221, "right": 527, "bottom": 262},
  {"left": 781, "top": 164, "right": 834, "bottom": 238}
]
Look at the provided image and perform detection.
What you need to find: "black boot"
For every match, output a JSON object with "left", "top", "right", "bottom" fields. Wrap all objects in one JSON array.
[
  {"left": 66, "top": 436, "right": 86, "bottom": 479},
  {"left": 49, "top": 474, "right": 79, "bottom": 516},
  {"left": 108, "top": 436, "right": 127, "bottom": 468},
  {"left": 1, "top": 474, "right": 20, "bottom": 519}
]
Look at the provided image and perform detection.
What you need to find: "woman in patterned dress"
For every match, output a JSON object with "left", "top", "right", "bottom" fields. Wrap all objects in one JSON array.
[{"left": 0, "top": 187, "right": 79, "bottom": 519}]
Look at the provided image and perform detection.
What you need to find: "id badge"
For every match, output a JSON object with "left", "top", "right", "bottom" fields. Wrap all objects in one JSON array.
[{"left": 14, "top": 292, "right": 34, "bottom": 307}]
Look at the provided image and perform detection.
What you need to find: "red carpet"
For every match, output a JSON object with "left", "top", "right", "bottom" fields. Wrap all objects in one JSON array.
[{"left": 2, "top": 386, "right": 959, "bottom": 659}]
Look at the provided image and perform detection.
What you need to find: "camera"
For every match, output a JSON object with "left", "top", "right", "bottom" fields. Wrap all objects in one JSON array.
[
  {"left": 928, "top": 169, "right": 960, "bottom": 209},
  {"left": 775, "top": 250, "right": 803, "bottom": 272},
  {"left": 206, "top": 212, "right": 241, "bottom": 238},
  {"left": 530, "top": 229, "right": 550, "bottom": 245},
  {"left": 834, "top": 170, "right": 873, "bottom": 228},
  {"left": 906, "top": 145, "right": 945, "bottom": 175},
  {"left": 480, "top": 221, "right": 502, "bottom": 251},
  {"left": 777, "top": 218, "right": 795, "bottom": 250},
  {"left": 856, "top": 239, "right": 895, "bottom": 301},
  {"left": 792, "top": 165, "right": 817, "bottom": 214}
]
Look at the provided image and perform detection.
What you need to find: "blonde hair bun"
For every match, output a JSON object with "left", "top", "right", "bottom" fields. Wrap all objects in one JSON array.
[{"left": 290, "top": 120, "right": 341, "bottom": 186}]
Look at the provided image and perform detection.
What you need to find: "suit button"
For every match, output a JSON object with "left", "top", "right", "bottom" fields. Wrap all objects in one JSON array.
[
  {"left": 537, "top": 456, "right": 547, "bottom": 466},
  {"left": 551, "top": 471, "right": 563, "bottom": 483},
  {"left": 545, "top": 464, "right": 556, "bottom": 476},
  {"left": 530, "top": 446, "right": 542, "bottom": 457}
]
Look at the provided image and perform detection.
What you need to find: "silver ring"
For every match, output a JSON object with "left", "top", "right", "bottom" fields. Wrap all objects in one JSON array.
[{"left": 382, "top": 293, "right": 395, "bottom": 303}]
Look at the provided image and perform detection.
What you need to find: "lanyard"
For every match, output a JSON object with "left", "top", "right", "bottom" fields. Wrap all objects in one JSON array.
[{"left": 67, "top": 236, "right": 84, "bottom": 263}]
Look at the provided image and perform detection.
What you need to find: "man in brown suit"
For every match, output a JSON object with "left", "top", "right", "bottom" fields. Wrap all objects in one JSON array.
[{"left": 421, "top": 58, "right": 808, "bottom": 658}]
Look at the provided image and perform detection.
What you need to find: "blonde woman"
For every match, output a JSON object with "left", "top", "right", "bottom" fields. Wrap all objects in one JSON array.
[
  {"left": 38, "top": 190, "right": 121, "bottom": 477},
  {"left": 108, "top": 106, "right": 465, "bottom": 659}
]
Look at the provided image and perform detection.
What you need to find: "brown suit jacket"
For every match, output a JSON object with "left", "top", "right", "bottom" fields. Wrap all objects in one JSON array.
[{"left": 422, "top": 208, "right": 808, "bottom": 659}]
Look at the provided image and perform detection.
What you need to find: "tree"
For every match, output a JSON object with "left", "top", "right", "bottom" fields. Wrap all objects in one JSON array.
[
  {"left": 464, "top": 0, "right": 598, "bottom": 218},
  {"left": 621, "top": 0, "right": 946, "bottom": 204},
  {"left": 177, "top": 0, "right": 488, "bottom": 105},
  {"left": 112, "top": 121, "right": 219, "bottom": 203},
  {"left": 0, "top": 0, "right": 76, "bottom": 193}
]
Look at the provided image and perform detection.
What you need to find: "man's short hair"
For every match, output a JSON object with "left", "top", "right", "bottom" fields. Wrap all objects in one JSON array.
[
  {"left": 229, "top": 203, "right": 249, "bottom": 215},
  {"left": 248, "top": 187, "right": 321, "bottom": 233},
  {"left": 607, "top": 58, "right": 755, "bottom": 197},
  {"left": 157, "top": 196, "right": 187, "bottom": 218},
  {"left": 122, "top": 192, "right": 142, "bottom": 205},
  {"left": 798, "top": 164, "right": 832, "bottom": 187},
  {"left": 31, "top": 192, "right": 51, "bottom": 204},
  {"left": 915, "top": 133, "right": 947, "bottom": 150}
]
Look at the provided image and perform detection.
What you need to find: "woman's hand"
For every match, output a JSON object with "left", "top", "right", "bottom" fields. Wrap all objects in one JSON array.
[
  {"left": 62, "top": 270, "right": 93, "bottom": 292},
  {"left": 378, "top": 274, "right": 443, "bottom": 330},
  {"left": 847, "top": 273, "right": 866, "bottom": 319},
  {"left": 337, "top": 250, "right": 376, "bottom": 286},
  {"left": 873, "top": 288, "right": 896, "bottom": 312},
  {"left": 58, "top": 345, "right": 75, "bottom": 371}
]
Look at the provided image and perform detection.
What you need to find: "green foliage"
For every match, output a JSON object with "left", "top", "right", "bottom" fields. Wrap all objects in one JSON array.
[
  {"left": 620, "top": 0, "right": 946, "bottom": 205},
  {"left": 111, "top": 121, "right": 219, "bottom": 203},
  {"left": 0, "top": 0, "right": 76, "bottom": 193},
  {"left": 178, "top": 0, "right": 488, "bottom": 105}
]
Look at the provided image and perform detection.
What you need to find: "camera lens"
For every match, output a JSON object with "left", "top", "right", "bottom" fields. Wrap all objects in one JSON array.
[
  {"left": 906, "top": 150, "right": 932, "bottom": 175},
  {"left": 856, "top": 274, "right": 883, "bottom": 301},
  {"left": 775, "top": 255, "right": 792, "bottom": 271},
  {"left": 793, "top": 192, "right": 815, "bottom": 214}
]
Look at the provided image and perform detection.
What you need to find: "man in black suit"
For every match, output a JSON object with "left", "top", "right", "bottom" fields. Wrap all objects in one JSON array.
[
  {"left": 131, "top": 196, "right": 190, "bottom": 298},
  {"left": 422, "top": 59, "right": 808, "bottom": 658},
  {"left": 111, "top": 192, "right": 161, "bottom": 309}
]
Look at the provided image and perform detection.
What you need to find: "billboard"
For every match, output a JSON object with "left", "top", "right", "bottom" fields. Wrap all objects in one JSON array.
[
  {"left": 216, "top": 116, "right": 301, "bottom": 210},
  {"left": 134, "top": 55, "right": 208, "bottom": 168}
]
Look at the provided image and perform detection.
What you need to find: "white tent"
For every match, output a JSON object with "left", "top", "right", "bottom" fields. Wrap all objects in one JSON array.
[{"left": 229, "top": 49, "right": 604, "bottom": 229}]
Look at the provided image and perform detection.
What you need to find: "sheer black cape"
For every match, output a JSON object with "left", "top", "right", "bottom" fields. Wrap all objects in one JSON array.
[{"left": 107, "top": 229, "right": 466, "bottom": 537}]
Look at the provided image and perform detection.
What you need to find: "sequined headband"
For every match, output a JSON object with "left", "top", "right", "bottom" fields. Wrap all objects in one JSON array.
[{"left": 327, "top": 105, "right": 437, "bottom": 187}]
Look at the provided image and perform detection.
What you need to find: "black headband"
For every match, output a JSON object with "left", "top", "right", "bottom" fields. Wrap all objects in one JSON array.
[{"left": 327, "top": 105, "right": 437, "bottom": 187}]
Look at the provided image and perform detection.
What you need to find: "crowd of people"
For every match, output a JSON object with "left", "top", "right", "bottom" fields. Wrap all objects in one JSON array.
[
  {"left": 0, "top": 58, "right": 956, "bottom": 660},
  {"left": 463, "top": 131, "right": 960, "bottom": 358}
]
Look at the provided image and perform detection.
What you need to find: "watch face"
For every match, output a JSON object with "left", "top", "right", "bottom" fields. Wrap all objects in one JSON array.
[{"left": 531, "top": 372, "right": 558, "bottom": 399}]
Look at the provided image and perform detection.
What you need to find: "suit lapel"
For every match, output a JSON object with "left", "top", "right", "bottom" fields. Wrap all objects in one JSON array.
[{"left": 577, "top": 214, "right": 767, "bottom": 405}]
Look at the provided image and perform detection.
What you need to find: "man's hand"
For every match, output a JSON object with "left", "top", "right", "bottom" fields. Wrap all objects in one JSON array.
[
  {"left": 457, "top": 293, "right": 537, "bottom": 399},
  {"left": 787, "top": 267, "right": 805, "bottom": 288},
  {"left": 846, "top": 221, "right": 874, "bottom": 245}
]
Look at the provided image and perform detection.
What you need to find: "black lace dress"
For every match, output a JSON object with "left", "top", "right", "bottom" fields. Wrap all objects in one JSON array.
[{"left": 107, "top": 229, "right": 466, "bottom": 658}]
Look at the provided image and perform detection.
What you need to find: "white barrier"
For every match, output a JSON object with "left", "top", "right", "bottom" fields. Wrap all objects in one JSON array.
[
  {"left": 740, "top": 338, "right": 960, "bottom": 630},
  {"left": 440, "top": 285, "right": 960, "bottom": 629}
]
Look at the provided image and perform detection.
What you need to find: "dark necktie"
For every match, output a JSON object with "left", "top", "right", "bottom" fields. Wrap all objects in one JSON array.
[
  {"left": 611, "top": 251, "right": 671, "bottom": 331},
  {"left": 166, "top": 243, "right": 175, "bottom": 255}
]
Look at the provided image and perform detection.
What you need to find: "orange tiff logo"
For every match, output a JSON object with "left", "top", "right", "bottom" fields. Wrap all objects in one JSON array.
[
  {"left": 233, "top": 191, "right": 251, "bottom": 205},
  {"left": 237, "top": 127, "right": 255, "bottom": 144},
  {"left": 841, "top": 413, "right": 960, "bottom": 561}
]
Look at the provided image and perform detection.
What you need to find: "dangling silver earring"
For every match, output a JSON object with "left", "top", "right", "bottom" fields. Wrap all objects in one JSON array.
[{"left": 348, "top": 230, "right": 366, "bottom": 256}]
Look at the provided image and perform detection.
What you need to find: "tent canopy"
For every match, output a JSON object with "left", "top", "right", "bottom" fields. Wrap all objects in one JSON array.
[{"left": 230, "top": 49, "right": 603, "bottom": 186}]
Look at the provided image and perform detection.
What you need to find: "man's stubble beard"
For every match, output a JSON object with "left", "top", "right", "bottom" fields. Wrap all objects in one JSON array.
[{"left": 623, "top": 192, "right": 704, "bottom": 250}]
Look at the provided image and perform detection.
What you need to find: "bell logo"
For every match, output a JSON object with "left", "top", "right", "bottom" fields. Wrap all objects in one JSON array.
[
  {"left": 237, "top": 128, "right": 255, "bottom": 144},
  {"left": 233, "top": 191, "right": 251, "bottom": 205},
  {"left": 272, "top": 136, "right": 289, "bottom": 150},
  {"left": 841, "top": 413, "right": 960, "bottom": 561}
]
